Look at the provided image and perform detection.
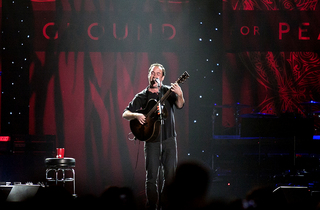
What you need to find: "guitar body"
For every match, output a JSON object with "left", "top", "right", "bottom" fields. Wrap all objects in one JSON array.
[{"left": 130, "top": 99, "right": 162, "bottom": 142}]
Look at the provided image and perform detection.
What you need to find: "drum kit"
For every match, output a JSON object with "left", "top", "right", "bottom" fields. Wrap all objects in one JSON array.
[{"left": 213, "top": 100, "right": 320, "bottom": 136}]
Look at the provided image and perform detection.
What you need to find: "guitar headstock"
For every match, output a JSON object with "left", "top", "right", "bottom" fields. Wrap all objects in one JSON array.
[{"left": 176, "top": 71, "right": 190, "bottom": 84}]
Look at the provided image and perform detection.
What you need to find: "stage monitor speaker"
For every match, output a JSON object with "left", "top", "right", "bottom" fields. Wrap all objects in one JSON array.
[
  {"left": 0, "top": 184, "right": 41, "bottom": 202},
  {"left": 273, "top": 186, "right": 310, "bottom": 206},
  {"left": 0, "top": 186, "right": 12, "bottom": 202}
]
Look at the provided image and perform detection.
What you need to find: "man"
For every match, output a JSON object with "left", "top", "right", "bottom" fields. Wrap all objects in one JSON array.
[{"left": 122, "top": 63, "right": 185, "bottom": 210}]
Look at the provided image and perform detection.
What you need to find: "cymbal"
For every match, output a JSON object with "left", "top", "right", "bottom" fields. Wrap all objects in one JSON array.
[{"left": 300, "top": 100, "right": 320, "bottom": 105}]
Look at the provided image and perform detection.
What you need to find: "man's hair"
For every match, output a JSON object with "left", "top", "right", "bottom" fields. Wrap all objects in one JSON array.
[{"left": 148, "top": 63, "right": 166, "bottom": 77}]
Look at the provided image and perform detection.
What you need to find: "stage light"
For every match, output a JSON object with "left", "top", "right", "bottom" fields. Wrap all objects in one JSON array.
[{"left": 0, "top": 136, "right": 10, "bottom": 142}]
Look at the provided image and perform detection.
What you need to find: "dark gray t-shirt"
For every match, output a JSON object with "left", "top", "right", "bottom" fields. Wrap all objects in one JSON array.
[{"left": 124, "top": 85, "right": 180, "bottom": 141}]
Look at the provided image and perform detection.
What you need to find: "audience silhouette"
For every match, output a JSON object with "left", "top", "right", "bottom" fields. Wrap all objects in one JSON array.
[
  {"left": 165, "top": 161, "right": 211, "bottom": 210},
  {"left": 100, "top": 186, "right": 137, "bottom": 210},
  {"left": 1, "top": 161, "right": 320, "bottom": 210}
]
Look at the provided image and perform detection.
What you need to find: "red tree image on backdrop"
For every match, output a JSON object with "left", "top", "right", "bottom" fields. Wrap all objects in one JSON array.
[{"left": 222, "top": 0, "right": 320, "bottom": 134}]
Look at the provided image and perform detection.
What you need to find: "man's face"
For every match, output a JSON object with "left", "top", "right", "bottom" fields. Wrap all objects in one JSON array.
[{"left": 148, "top": 66, "right": 164, "bottom": 88}]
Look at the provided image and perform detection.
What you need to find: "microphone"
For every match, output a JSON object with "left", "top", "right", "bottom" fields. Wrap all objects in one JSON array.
[
  {"left": 150, "top": 78, "right": 160, "bottom": 88},
  {"left": 155, "top": 78, "right": 160, "bottom": 86}
]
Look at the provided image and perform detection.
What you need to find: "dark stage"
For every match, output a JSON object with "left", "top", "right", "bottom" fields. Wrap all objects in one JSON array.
[
  {"left": 210, "top": 135, "right": 320, "bottom": 197},
  {"left": 2, "top": 0, "right": 320, "bottom": 209},
  {"left": 1, "top": 134, "right": 320, "bottom": 209},
  {"left": 0, "top": 134, "right": 320, "bottom": 209}
]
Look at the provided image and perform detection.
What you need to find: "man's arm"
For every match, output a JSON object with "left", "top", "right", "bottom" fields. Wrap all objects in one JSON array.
[
  {"left": 175, "top": 93, "right": 185, "bottom": 109},
  {"left": 122, "top": 110, "right": 146, "bottom": 124},
  {"left": 171, "top": 83, "right": 185, "bottom": 109}
]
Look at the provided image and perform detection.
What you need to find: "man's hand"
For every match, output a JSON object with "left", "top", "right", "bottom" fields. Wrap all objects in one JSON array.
[
  {"left": 135, "top": 113, "right": 146, "bottom": 125},
  {"left": 123, "top": 110, "right": 146, "bottom": 124},
  {"left": 171, "top": 82, "right": 183, "bottom": 97}
]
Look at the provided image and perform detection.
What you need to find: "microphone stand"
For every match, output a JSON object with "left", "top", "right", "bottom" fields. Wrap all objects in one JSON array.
[{"left": 157, "top": 82, "right": 164, "bottom": 210}]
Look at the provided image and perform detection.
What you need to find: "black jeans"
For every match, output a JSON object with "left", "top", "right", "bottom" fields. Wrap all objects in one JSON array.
[{"left": 144, "top": 137, "right": 177, "bottom": 210}]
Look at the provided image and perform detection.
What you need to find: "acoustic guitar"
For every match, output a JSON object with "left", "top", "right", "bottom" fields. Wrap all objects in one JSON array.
[{"left": 130, "top": 71, "right": 190, "bottom": 142}]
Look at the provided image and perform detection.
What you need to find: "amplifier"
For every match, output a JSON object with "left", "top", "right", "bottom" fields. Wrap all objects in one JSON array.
[{"left": 0, "top": 184, "right": 42, "bottom": 202}]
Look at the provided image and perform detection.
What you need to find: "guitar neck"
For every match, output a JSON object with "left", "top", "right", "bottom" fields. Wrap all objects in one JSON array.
[
  {"left": 146, "top": 86, "right": 172, "bottom": 117},
  {"left": 145, "top": 71, "right": 189, "bottom": 118}
]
